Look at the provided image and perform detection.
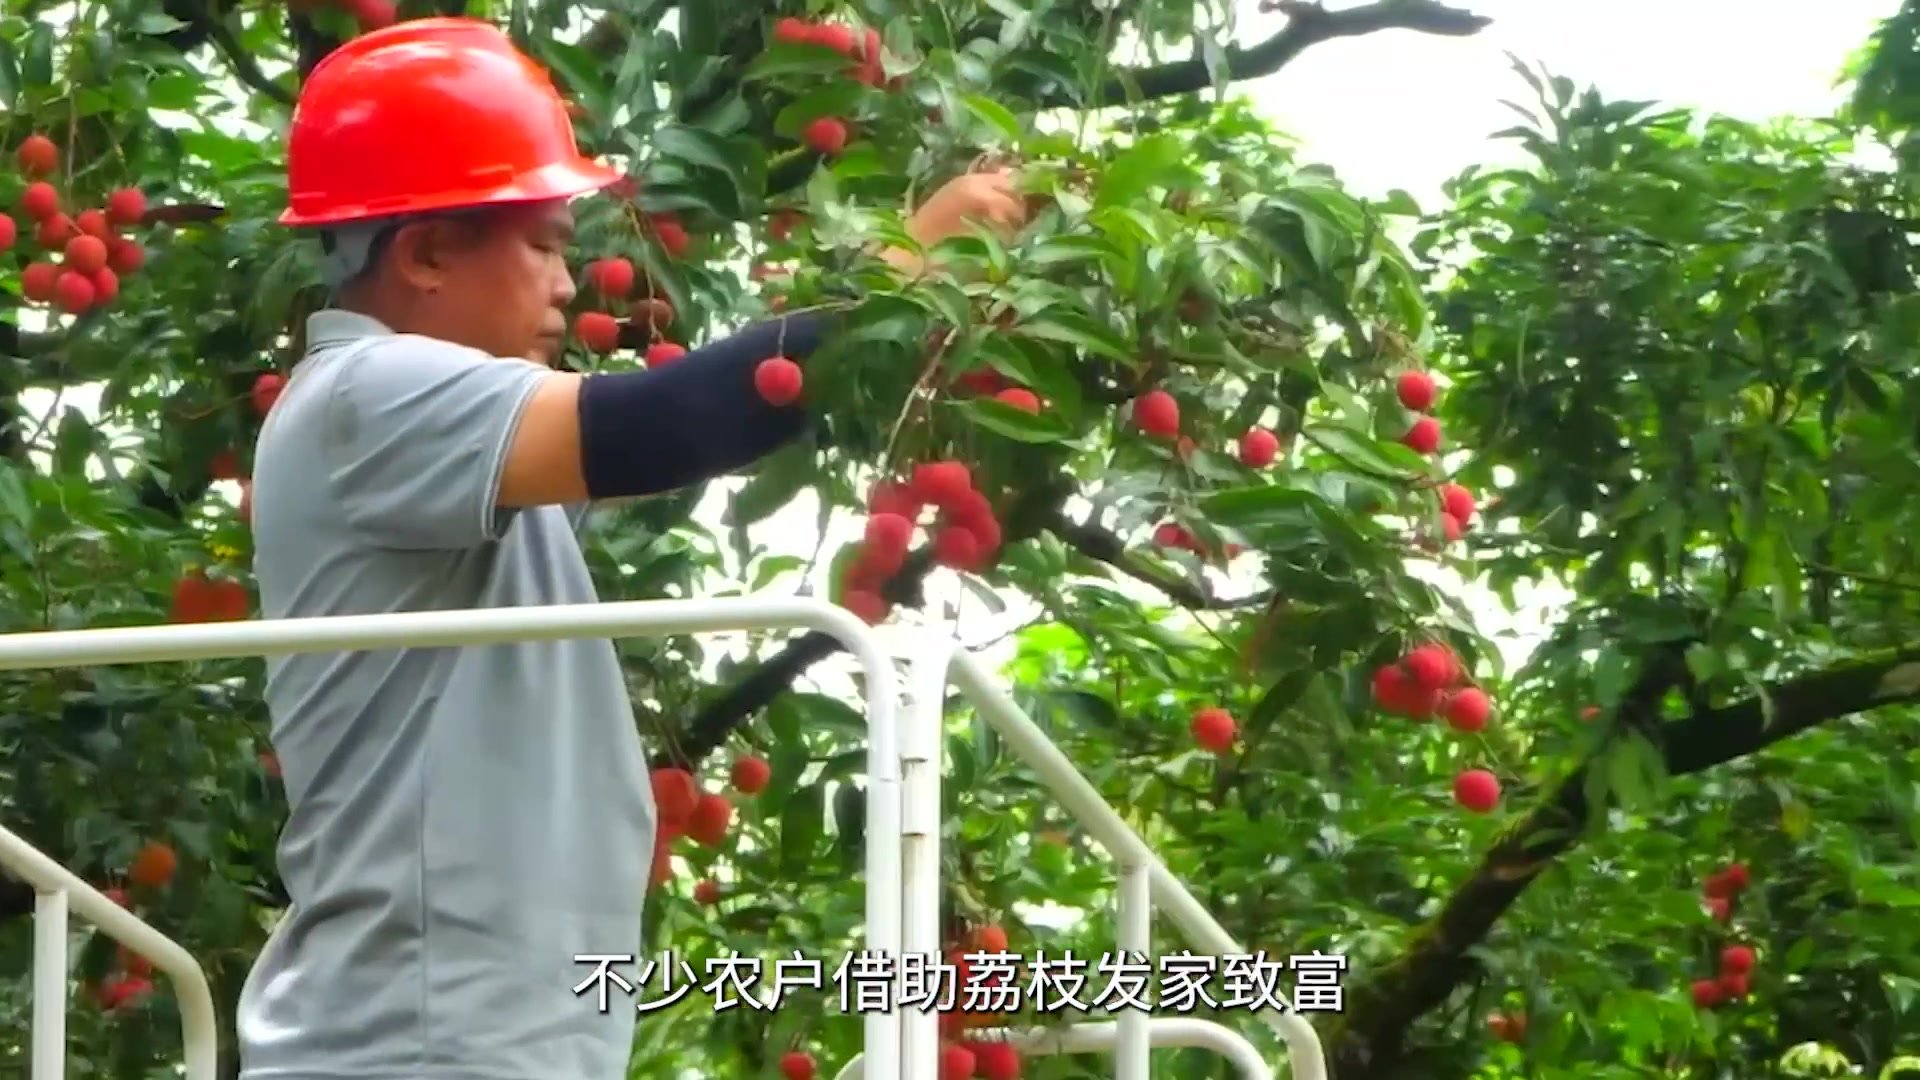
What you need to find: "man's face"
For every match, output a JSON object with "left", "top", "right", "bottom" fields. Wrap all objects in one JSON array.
[{"left": 423, "top": 201, "right": 578, "bottom": 365}]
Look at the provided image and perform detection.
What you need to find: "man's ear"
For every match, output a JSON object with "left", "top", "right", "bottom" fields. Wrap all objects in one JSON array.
[{"left": 385, "top": 220, "right": 451, "bottom": 292}]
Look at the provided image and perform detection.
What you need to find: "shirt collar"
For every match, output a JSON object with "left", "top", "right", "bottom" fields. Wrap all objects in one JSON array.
[{"left": 305, "top": 308, "right": 394, "bottom": 350}]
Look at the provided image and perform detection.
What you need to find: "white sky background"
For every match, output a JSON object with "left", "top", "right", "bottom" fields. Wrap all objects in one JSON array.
[{"left": 19, "top": 0, "right": 1902, "bottom": 691}]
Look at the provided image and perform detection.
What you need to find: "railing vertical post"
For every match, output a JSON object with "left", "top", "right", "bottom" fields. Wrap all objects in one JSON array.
[
  {"left": 899, "top": 636, "right": 955, "bottom": 1080},
  {"left": 1115, "top": 865, "right": 1150, "bottom": 1080},
  {"left": 847, "top": 629, "right": 903, "bottom": 1080},
  {"left": 33, "top": 888, "right": 70, "bottom": 1080}
]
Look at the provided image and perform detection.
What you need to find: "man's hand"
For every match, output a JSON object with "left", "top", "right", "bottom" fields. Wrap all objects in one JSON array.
[{"left": 881, "top": 168, "right": 1029, "bottom": 275}]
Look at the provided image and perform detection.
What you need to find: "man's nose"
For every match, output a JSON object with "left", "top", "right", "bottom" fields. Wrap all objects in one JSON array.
[{"left": 553, "top": 264, "right": 578, "bottom": 305}]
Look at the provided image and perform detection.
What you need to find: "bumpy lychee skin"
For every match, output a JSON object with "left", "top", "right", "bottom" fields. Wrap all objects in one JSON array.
[
  {"left": 1453, "top": 768, "right": 1500, "bottom": 812},
  {"left": 1402, "top": 644, "right": 1455, "bottom": 689},
  {"left": 1190, "top": 707, "right": 1236, "bottom": 753},
  {"left": 754, "top": 356, "right": 804, "bottom": 405},
  {"left": 1239, "top": 427, "right": 1280, "bottom": 467},
  {"left": 1443, "top": 688, "right": 1491, "bottom": 733},
  {"left": 1402, "top": 416, "right": 1442, "bottom": 455},
  {"left": 804, "top": 116, "right": 850, "bottom": 155},
  {"left": 1441, "top": 482, "right": 1476, "bottom": 522},
  {"left": 1133, "top": 390, "right": 1179, "bottom": 438},
  {"left": 1397, "top": 370, "right": 1436, "bottom": 411},
  {"left": 574, "top": 311, "right": 621, "bottom": 354}
]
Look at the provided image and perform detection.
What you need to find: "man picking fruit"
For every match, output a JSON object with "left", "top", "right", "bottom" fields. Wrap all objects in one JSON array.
[{"left": 241, "top": 17, "right": 1026, "bottom": 1080}]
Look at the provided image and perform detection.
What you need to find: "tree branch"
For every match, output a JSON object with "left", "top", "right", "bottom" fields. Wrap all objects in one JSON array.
[
  {"left": 1327, "top": 644, "right": 1920, "bottom": 1076},
  {"left": 1051, "top": 0, "right": 1491, "bottom": 109},
  {"left": 197, "top": 10, "right": 296, "bottom": 108},
  {"left": 1043, "top": 509, "right": 1270, "bottom": 610}
]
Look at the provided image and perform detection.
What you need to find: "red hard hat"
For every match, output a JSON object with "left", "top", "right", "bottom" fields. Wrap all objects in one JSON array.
[{"left": 280, "top": 18, "right": 620, "bottom": 227}]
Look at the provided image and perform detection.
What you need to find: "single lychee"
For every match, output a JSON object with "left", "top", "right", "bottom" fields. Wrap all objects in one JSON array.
[
  {"left": 1443, "top": 688, "right": 1491, "bottom": 733},
  {"left": 1402, "top": 644, "right": 1456, "bottom": 689},
  {"left": 1132, "top": 390, "right": 1179, "bottom": 438},
  {"left": 910, "top": 461, "right": 973, "bottom": 507},
  {"left": 19, "top": 182, "right": 58, "bottom": 221},
  {"left": 1720, "top": 945, "right": 1755, "bottom": 976},
  {"left": 106, "top": 188, "right": 147, "bottom": 226},
  {"left": 16, "top": 134, "right": 57, "bottom": 177},
  {"left": 1239, "top": 427, "right": 1280, "bottom": 467},
  {"left": 687, "top": 792, "right": 734, "bottom": 847},
  {"left": 1190, "top": 707, "right": 1236, "bottom": 753},
  {"left": 1453, "top": 768, "right": 1500, "bottom": 813},
  {"left": 645, "top": 342, "right": 686, "bottom": 367},
  {"left": 1402, "top": 416, "right": 1442, "bottom": 455},
  {"left": 651, "top": 768, "right": 700, "bottom": 831},
  {"left": 54, "top": 270, "right": 94, "bottom": 314},
  {"left": 1396, "top": 370, "right": 1436, "bottom": 411},
  {"left": 804, "top": 117, "right": 850, "bottom": 155},
  {"left": 651, "top": 214, "right": 690, "bottom": 257},
  {"left": 574, "top": 311, "right": 621, "bottom": 353},
  {"left": 586, "top": 257, "right": 635, "bottom": 298},
  {"left": 993, "top": 388, "right": 1040, "bottom": 413},
  {"left": 64, "top": 234, "right": 107, "bottom": 274},
  {"left": 755, "top": 356, "right": 804, "bottom": 405},
  {"left": 731, "top": 755, "right": 772, "bottom": 795}
]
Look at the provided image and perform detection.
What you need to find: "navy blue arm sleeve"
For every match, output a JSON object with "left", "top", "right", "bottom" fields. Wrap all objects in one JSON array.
[{"left": 576, "top": 310, "right": 832, "bottom": 499}]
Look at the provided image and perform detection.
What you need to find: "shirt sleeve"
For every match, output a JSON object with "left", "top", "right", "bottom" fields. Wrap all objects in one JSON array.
[{"left": 322, "top": 337, "right": 550, "bottom": 550}]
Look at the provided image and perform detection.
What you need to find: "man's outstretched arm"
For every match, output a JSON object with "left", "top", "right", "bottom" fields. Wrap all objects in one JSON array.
[{"left": 497, "top": 308, "right": 833, "bottom": 508}]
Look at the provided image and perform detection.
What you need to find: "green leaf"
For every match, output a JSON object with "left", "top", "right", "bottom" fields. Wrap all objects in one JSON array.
[
  {"left": 0, "top": 34, "right": 19, "bottom": 108},
  {"left": 779, "top": 783, "right": 827, "bottom": 876},
  {"left": 1018, "top": 309, "right": 1133, "bottom": 363},
  {"left": 725, "top": 441, "right": 815, "bottom": 528},
  {"left": 650, "top": 125, "right": 743, "bottom": 184},
  {"left": 22, "top": 22, "right": 53, "bottom": 87},
  {"left": 1095, "top": 134, "right": 1188, "bottom": 210},
  {"left": 135, "top": 12, "right": 189, "bottom": 33},
  {"left": 775, "top": 82, "right": 869, "bottom": 140},
  {"left": 745, "top": 43, "right": 857, "bottom": 81},
  {"left": 957, "top": 398, "right": 1074, "bottom": 443},
  {"left": 960, "top": 93, "right": 1021, "bottom": 142},
  {"left": 1302, "top": 425, "right": 1424, "bottom": 480},
  {"left": 1199, "top": 483, "right": 1330, "bottom": 525}
]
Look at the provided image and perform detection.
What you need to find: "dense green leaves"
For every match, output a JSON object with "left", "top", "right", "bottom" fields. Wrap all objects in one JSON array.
[{"left": 0, "top": 4, "right": 1917, "bottom": 1080}]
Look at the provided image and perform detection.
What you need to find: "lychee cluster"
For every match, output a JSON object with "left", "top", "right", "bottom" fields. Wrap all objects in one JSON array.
[
  {"left": 1691, "top": 941, "right": 1756, "bottom": 1010},
  {"left": 571, "top": 255, "right": 678, "bottom": 356},
  {"left": 934, "top": 924, "right": 1024, "bottom": 1079},
  {"left": 842, "top": 462, "right": 1003, "bottom": 624},
  {"left": 648, "top": 759, "right": 775, "bottom": 890},
  {"left": 1370, "top": 641, "right": 1500, "bottom": 812},
  {"left": 768, "top": 17, "right": 882, "bottom": 155},
  {"left": 8, "top": 135, "right": 149, "bottom": 316},
  {"left": 1700, "top": 860, "right": 1749, "bottom": 924}
]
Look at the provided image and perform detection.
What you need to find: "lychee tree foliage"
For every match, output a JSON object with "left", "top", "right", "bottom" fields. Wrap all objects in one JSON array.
[
  {"left": 6, "top": 0, "right": 1837, "bottom": 1079},
  {"left": 1368, "top": 61, "right": 1920, "bottom": 1080}
]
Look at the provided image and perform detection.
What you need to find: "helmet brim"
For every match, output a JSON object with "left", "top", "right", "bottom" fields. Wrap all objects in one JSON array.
[{"left": 279, "top": 157, "right": 625, "bottom": 228}]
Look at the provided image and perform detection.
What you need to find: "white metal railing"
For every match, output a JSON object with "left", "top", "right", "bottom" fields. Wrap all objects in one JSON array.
[
  {"left": 0, "top": 598, "right": 1329, "bottom": 1080},
  {"left": 831, "top": 634, "right": 1325, "bottom": 1079}
]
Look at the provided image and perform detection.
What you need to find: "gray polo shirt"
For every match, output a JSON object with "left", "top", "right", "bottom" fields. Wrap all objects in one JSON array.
[{"left": 237, "top": 310, "right": 654, "bottom": 1080}]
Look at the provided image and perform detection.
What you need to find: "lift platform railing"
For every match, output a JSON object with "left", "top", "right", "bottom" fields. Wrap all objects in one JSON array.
[
  {"left": 0, "top": 599, "right": 901, "bottom": 1080},
  {"left": 831, "top": 634, "right": 1327, "bottom": 1080},
  {"left": 0, "top": 599, "right": 1330, "bottom": 1079}
]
